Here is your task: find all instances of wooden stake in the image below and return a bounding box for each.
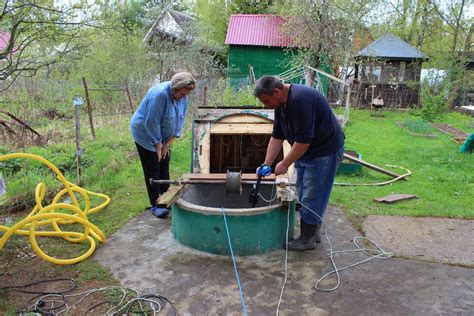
[124,82,135,112]
[82,77,96,140]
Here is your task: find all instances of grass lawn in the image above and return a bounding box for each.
[331,109,473,221]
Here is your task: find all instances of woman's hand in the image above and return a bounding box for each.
[162,143,171,159]
[162,137,175,160]
[156,144,163,162]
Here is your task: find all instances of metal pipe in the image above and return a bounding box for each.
[149,178,295,186]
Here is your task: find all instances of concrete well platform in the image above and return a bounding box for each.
[95,206,474,315]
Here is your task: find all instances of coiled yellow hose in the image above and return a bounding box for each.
[0,153,110,265]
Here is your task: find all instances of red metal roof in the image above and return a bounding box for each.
[225,14,293,47]
[0,31,10,52]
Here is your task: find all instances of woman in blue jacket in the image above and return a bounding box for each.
[131,72,196,218]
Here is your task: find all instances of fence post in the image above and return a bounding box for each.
[124,82,135,112]
[73,96,84,185]
[82,77,96,139]
[203,86,207,107]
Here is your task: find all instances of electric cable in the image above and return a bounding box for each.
[283,181,392,292]
[221,207,247,316]
[334,164,411,186]
[0,153,110,265]
[274,172,392,314]
[0,278,77,295]
[4,281,176,315]
[275,198,291,316]
[258,180,278,204]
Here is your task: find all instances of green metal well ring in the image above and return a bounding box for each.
[172,184,295,256]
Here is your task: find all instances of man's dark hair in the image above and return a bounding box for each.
[253,76,284,97]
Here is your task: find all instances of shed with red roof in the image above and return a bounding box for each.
[225,14,296,87]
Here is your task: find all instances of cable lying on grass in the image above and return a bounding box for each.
[0,278,176,315]
[334,164,412,186]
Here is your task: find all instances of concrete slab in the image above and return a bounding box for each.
[363,215,474,266]
[95,207,474,315]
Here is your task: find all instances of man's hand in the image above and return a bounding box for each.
[256,164,272,177]
[274,161,288,176]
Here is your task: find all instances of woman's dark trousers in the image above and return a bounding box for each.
[135,143,170,207]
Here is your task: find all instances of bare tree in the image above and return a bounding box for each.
[0,0,95,91]
[276,0,376,70]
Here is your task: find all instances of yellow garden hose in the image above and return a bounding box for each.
[0,153,110,265]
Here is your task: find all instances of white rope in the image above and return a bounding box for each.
[275,199,291,315]
[275,173,393,314]
[292,190,392,292]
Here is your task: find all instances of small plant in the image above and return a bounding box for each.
[403,119,435,135]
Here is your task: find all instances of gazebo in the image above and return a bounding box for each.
[353,33,429,108]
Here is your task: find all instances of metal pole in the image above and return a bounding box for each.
[149,178,295,186]
[73,96,84,185]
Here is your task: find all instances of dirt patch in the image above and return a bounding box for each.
[0,232,121,313]
[432,123,469,138]
[0,251,120,313]
[363,215,474,266]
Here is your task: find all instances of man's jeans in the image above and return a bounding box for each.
[295,147,344,225]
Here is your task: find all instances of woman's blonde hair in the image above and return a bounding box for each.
[171,72,196,90]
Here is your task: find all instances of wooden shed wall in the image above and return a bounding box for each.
[227,45,293,87]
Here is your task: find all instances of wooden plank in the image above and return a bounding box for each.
[373,194,417,204]
[210,123,273,134]
[343,153,404,179]
[156,185,185,208]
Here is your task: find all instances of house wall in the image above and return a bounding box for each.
[227,45,293,87]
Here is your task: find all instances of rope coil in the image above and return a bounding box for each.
[0,153,110,265]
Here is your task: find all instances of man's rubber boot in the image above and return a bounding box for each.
[315,223,322,243]
[287,220,318,251]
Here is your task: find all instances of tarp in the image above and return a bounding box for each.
[460,133,474,154]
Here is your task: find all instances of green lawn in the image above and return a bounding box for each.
[331,109,473,220]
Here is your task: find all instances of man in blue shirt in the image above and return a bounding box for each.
[254,76,344,251]
[131,72,196,218]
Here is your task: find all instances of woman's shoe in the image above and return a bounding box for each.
[150,206,169,218]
